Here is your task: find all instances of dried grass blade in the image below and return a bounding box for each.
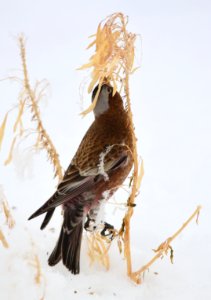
[136,160,144,191]
[2,200,15,228]
[13,99,25,132]
[0,113,8,150]
[0,228,9,248]
[81,79,103,116]
[4,137,17,165]
[132,205,202,282]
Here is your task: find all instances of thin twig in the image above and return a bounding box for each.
[2,200,15,228]
[131,205,202,284]
[0,186,15,228]
[0,228,9,248]
[78,13,141,278]
[34,254,42,284]
[116,13,139,278]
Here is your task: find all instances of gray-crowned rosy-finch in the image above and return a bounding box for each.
[29,83,134,274]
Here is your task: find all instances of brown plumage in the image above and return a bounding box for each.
[28,83,134,274]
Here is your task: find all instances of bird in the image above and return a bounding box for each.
[28,82,134,274]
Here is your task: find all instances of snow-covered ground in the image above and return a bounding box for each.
[1,1,211,299]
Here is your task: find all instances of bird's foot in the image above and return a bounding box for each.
[84,216,97,232]
[100,222,115,240]
[84,216,116,240]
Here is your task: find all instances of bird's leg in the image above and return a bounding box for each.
[84,214,97,232]
[84,204,115,240]
[84,216,115,240]
[84,203,102,233]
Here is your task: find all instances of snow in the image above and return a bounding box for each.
[98,146,113,181]
[1,0,211,299]
[1,208,210,300]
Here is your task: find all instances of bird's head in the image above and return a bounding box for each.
[92,83,123,118]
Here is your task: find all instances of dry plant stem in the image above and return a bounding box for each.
[119,19,139,277]
[132,205,202,283]
[78,13,201,284]
[0,113,8,150]
[79,12,140,276]
[0,186,15,228]
[123,80,139,277]
[87,232,110,270]
[0,228,9,248]
[19,36,63,181]
[34,254,42,284]
[2,200,15,228]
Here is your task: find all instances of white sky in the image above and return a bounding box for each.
[0,1,211,297]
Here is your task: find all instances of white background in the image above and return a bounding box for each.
[0,1,211,299]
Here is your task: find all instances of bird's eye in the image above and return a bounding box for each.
[107,86,113,94]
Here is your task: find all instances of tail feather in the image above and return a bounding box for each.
[62,222,83,274]
[48,206,84,274]
[40,208,55,230]
[28,201,52,221]
[48,225,63,266]
[28,191,68,221]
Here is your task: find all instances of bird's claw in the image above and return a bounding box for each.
[100,222,115,240]
[84,216,115,240]
[84,216,96,232]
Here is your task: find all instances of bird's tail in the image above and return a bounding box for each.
[48,206,84,274]
[40,208,55,230]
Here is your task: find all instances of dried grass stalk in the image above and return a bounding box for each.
[27,240,46,299]
[0,113,8,150]
[131,205,202,284]
[0,187,14,249]
[2,200,15,228]
[0,185,15,228]
[78,13,137,116]
[28,253,46,299]
[0,36,63,181]
[33,254,42,284]
[18,36,63,180]
[79,12,142,279]
[0,228,9,248]
[87,232,111,270]
[79,12,202,284]
[4,136,17,166]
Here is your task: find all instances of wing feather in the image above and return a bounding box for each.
[28,144,131,221]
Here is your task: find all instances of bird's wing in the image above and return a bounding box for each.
[28,165,94,220]
[76,143,132,176]
[28,144,132,220]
